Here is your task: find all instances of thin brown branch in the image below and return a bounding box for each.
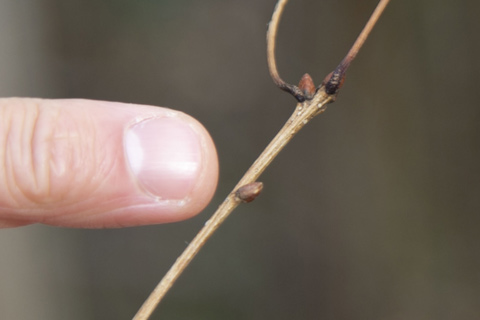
[267,0,306,102]
[133,0,390,319]
[133,89,334,320]
[324,0,391,95]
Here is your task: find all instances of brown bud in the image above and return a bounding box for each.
[321,71,334,86]
[235,182,264,203]
[322,70,346,95]
[298,73,316,100]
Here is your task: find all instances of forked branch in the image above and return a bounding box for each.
[133,0,390,319]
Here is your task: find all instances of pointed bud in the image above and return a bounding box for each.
[235,182,264,203]
[298,73,316,100]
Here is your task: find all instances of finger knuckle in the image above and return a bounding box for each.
[0,100,96,209]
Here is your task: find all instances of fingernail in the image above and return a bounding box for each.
[125,117,202,200]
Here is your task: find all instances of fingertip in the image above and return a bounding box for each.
[120,110,219,226]
[168,112,219,220]
[0,98,219,228]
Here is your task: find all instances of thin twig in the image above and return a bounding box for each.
[266,0,306,102]
[133,91,333,320]
[324,0,391,94]
[133,0,390,319]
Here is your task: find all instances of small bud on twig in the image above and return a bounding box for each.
[133,1,391,318]
[322,68,346,96]
[298,73,316,100]
[235,182,264,203]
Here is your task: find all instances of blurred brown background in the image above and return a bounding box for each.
[1,0,479,319]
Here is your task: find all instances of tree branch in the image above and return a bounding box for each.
[133,0,390,319]
[324,0,391,95]
[266,0,307,102]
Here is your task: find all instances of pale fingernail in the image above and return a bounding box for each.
[124,117,202,200]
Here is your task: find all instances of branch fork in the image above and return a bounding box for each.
[133,0,390,319]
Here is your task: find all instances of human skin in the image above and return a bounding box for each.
[0,98,219,228]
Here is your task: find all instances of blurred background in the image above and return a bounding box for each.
[1,0,479,319]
